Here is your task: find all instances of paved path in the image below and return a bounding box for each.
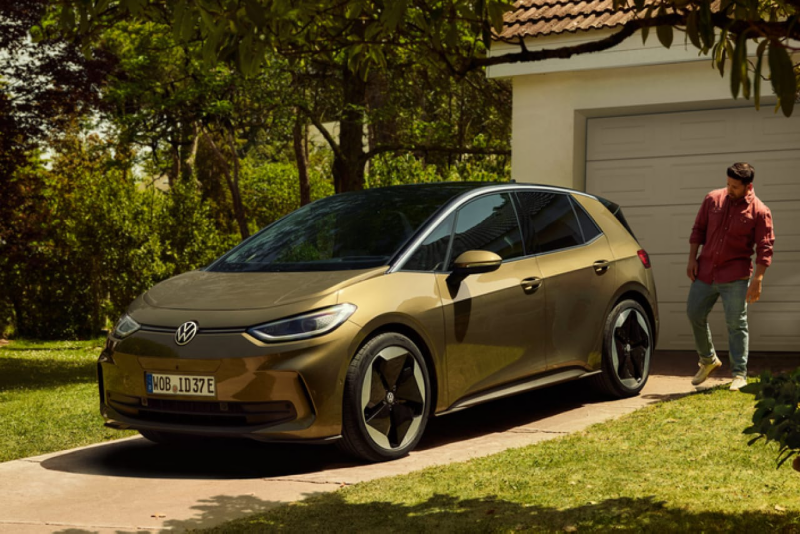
[0,366,741,534]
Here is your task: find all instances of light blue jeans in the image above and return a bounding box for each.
[686,279,749,378]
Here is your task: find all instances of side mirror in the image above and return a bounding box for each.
[448,250,502,285]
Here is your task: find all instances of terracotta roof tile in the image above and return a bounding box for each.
[499,0,649,39]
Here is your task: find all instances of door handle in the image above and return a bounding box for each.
[521,277,542,293]
[593,260,611,274]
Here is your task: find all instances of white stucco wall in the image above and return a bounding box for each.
[509,58,765,190]
[495,29,793,190]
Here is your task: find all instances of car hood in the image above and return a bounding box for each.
[143,267,388,311]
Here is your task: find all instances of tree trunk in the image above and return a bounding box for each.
[225,128,249,240]
[334,66,368,193]
[202,127,250,240]
[293,114,311,206]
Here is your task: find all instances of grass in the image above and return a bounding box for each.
[204,385,800,533]
[0,339,135,462]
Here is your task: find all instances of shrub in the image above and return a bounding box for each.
[743,370,800,470]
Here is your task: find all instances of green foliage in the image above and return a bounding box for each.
[0,128,237,339]
[365,149,510,189]
[742,369,800,469]
[240,157,334,231]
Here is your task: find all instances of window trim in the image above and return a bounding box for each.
[391,185,599,273]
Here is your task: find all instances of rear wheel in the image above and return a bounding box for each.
[591,299,652,398]
[338,332,431,462]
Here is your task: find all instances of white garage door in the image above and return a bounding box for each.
[586,107,800,351]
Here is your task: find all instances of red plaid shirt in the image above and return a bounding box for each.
[690,188,774,284]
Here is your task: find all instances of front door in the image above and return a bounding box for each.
[438,193,548,405]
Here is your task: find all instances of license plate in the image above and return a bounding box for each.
[145,373,216,397]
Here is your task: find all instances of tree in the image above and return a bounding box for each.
[47,1,799,119]
[43,1,516,192]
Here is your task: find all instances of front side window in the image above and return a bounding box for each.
[402,213,455,272]
[516,192,584,254]
[448,193,524,269]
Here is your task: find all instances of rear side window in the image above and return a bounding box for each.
[597,196,637,240]
[448,193,524,269]
[402,213,455,272]
[515,192,583,254]
[571,196,602,242]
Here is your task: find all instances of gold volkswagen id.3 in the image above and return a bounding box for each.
[99,182,658,462]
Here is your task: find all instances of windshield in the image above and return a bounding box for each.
[208,183,487,272]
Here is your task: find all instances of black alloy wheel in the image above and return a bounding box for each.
[339,332,431,462]
[591,299,652,398]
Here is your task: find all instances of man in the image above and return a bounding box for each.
[686,162,774,391]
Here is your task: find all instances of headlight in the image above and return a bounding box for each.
[112,314,141,339]
[247,303,357,342]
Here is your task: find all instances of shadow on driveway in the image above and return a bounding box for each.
[40,380,622,481]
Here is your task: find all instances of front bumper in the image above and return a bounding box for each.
[98,321,360,441]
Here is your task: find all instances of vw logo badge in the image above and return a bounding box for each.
[175,321,198,346]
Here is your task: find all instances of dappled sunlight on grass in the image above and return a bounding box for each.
[204,385,800,533]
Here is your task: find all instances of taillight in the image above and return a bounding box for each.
[637,249,651,269]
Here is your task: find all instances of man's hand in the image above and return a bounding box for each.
[746,279,763,304]
[687,257,698,281]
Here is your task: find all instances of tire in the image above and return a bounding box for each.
[590,299,653,398]
[338,332,431,462]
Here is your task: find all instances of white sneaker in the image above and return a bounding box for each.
[692,356,722,386]
[730,376,747,391]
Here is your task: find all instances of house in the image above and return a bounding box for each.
[489,0,800,351]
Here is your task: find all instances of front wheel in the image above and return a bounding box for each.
[338,332,431,462]
[591,299,653,398]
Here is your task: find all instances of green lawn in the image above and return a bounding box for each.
[205,385,800,533]
[0,339,135,462]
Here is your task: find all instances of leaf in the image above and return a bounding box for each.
[730,31,749,99]
[60,6,76,32]
[699,1,714,49]
[245,0,267,27]
[686,10,701,49]
[488,1,507,33]
[380,0,407,31]
[768,42,797,117]
[657,25,673,49]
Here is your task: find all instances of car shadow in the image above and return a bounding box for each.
[39,380,635,481]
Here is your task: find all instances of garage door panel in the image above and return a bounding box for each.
[623,206,697,254]
[587,151,800,206]
[587,107,800,352]
[658,302,800,351]
[588,107,800,161]
[623,204,798,255]
[771,202,800,252]
[652,252,800,305]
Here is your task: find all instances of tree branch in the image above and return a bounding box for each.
[363,143,510,162]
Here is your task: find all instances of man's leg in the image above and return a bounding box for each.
[718,279,749,387]
[686,279,722,385]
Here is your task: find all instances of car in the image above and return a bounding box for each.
[98,181,658,462]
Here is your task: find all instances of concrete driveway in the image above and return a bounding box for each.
[1,352,790,534]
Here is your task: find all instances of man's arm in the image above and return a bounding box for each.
[748,207,775,304]
[687,242,701,281]
[687,196,709,281]
[746,263,767,304]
